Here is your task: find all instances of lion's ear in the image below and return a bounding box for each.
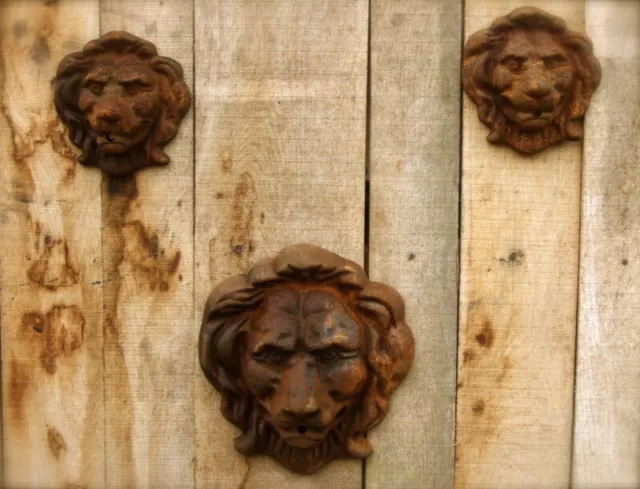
[358,282,415,397]
[462,29,497,112]
[149,57,192,164]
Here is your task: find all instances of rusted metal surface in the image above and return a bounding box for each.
[199,244,414,474]
[54,31,191,176]
[462,7,601,154]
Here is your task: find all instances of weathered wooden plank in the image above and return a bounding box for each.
[99,1,195,487]
[367,1,461,488]
[193,0,367,487]
[572,2,640,487]
[455,2,585,488]
[0,1,104,487]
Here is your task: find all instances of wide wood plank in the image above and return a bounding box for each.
[367,1,461,488]
[0,1,104,487]
[99,1,195,487]
[455,2,585,488]
[194,1,367,487]
[572,2,640,487]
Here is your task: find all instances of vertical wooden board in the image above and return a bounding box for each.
[572,2,640,487]
[99,1,194,487]
[194,0,366,487]
[367,0,461,487]
[0,1,104,487]
[456,2,584,488]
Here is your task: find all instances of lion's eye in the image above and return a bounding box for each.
[503,57,524,74]
[253,347,291,366]
[316,349,354,363]
[123,81,148,96]
[543,55,567,69]
[85,81,104,96]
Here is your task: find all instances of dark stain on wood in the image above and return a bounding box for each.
[462,349,476,365]
[216,192,224,199]
[13,21,27,39]
[472,399,485,415]
[47,426,67,458]
[27,235,79,289]
[498,249,525,267]
[22,305,85,374]
[123,221,182,292]
[408,252,416,261]
[622,258,628,266]
[475,320,494,348]
[9,358,29,421]
[30,35,50,64]
[221,148,233,173]
[230,172,256,268]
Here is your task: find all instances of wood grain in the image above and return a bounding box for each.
[455,2,585,488]
[572,2,640,487]
[193,0,367,487]
[367,1,461,487]
[99,1,195,487]
[0,1,104,487]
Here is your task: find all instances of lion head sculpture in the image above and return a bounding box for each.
[463,7,601,154]
[54,31,191,176]
[199,244,414,474]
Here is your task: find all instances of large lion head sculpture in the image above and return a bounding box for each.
[463,7,601,154]
[54,31,191,176]
[199,244,414,474]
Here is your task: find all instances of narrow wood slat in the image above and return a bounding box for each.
[193,1,367,487]
[0,1,104,487]
[99,1,195,487]
[572,1,640,487]
[367,1,461,487]
[455,2,585,488]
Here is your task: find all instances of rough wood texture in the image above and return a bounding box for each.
[367,1,461,487]
[456,2,584,488]
[0,1,104,487]
[99,1,195,487]
[194,0,367,487]
[572,2,640,487]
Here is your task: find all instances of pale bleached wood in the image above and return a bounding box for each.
[99,1,194,487]
[367,1,461,488]
[194,1,366,487]
[455,2,585,488]
[572,2,640,487]
[0,1,104,487]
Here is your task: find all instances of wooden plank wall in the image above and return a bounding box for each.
[456,1,584,488]
[368,0,461,488]
[193,0,367,488]
[0,1,639,488]
[572,1,640,488]
[0,1,104,488]
[99,1,195,487]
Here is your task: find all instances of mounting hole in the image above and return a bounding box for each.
[297,425,308,435]
[533,109,542,118]
[106,133,115,142]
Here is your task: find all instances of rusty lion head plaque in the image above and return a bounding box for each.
[463,7,601,154]
[199,244,414,474]
[54,31,191,176]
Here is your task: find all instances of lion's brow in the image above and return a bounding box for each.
[84,71,109,83]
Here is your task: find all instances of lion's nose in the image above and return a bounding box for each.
[526,83,551,100]
[97,110,122,123]
[283,396,321,419]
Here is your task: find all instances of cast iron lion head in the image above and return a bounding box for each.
[463,7,601,154]
[199,244,414,474]
[54,31,191,176]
